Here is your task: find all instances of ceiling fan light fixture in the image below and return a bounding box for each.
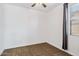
[31,3,36,7]
[31,3,47,8]
[42,3,47,8]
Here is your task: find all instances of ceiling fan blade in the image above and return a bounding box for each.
[32,3,36,7]
[42,3,47,8]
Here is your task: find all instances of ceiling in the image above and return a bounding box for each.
[8,3,61,12]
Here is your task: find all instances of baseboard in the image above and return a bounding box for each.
[5,41,46,50]
[47,41,76,56]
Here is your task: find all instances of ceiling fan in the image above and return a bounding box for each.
[31,3,47,8]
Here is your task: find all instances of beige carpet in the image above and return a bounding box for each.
[1,43,72,56]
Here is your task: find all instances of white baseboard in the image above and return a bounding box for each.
[5,41,46,49]
[47,41,76,56]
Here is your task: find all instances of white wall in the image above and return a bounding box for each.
[3,4,47,49]
[47,4,63,48]
[0,4,4,53]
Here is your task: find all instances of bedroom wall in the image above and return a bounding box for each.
[47,4,63,49]
[3,4,47,49]
[0,4,4,53]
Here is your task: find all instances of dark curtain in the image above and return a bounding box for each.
[62,3,68,50]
